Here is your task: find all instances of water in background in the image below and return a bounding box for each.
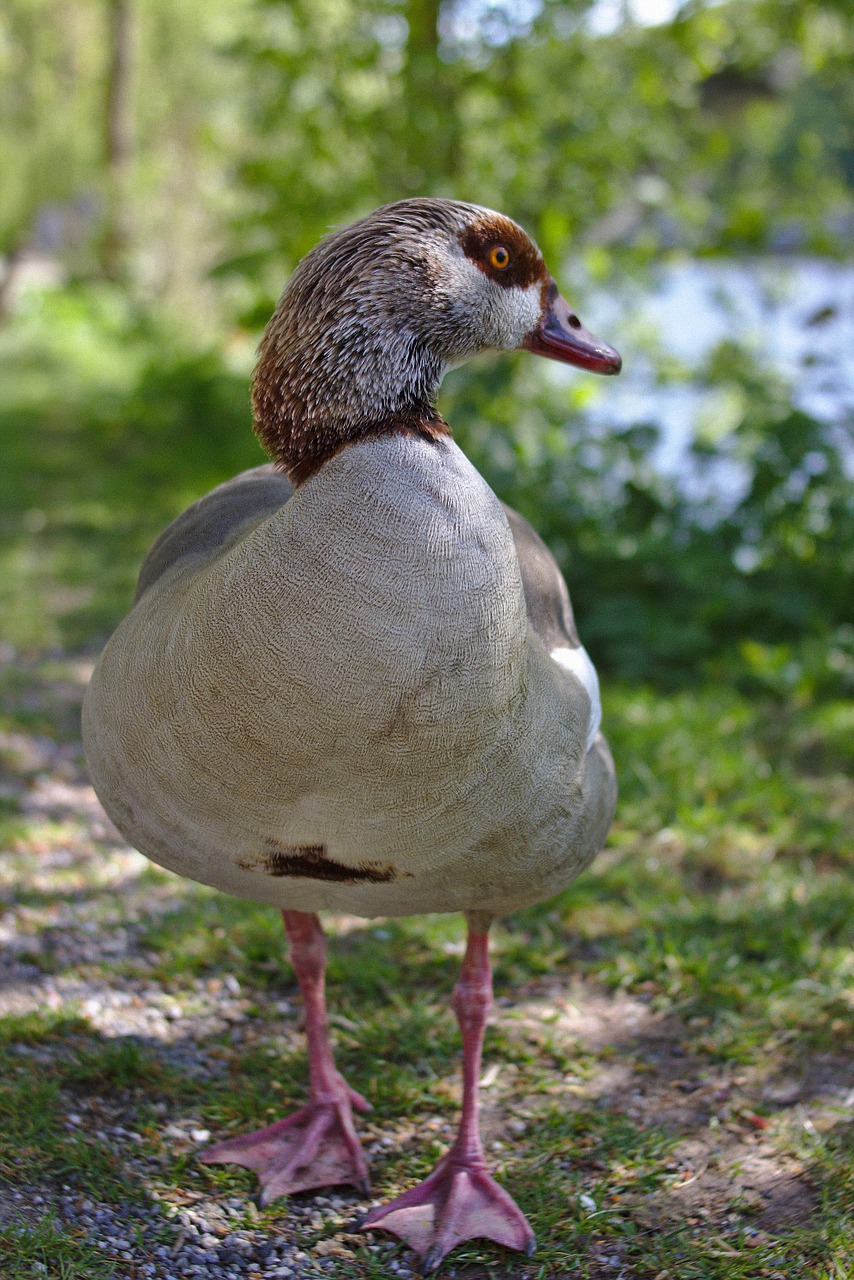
[575,257,854,502]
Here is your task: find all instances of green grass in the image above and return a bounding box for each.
[1,647,851,1277]
[0,1214,119,1280]
[0,1018,143,1204]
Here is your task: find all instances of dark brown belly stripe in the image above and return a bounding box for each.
[237,839,398,884]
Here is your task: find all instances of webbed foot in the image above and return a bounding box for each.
[360,1151,534,1271]
[201,1083,371,1204]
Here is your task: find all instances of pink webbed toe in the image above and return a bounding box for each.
[361,1151,534,1271]
[200,1090,370,1202]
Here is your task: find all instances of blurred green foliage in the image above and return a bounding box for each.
[0,0,852,692]
[444,344,854,689]
[225,0,854,289]
[0,286,263,648]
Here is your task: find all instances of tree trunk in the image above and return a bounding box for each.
[0,243,27,324]
[403,0,460,194]
[101,0,133,280]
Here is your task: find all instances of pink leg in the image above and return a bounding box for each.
[361,918,534,1271]
[200,911,371,1203]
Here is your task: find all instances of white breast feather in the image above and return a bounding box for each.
[549,645,602,752]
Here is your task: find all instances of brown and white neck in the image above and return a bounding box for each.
[251,322,450,486]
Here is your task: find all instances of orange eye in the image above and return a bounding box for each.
[489,245,511,270]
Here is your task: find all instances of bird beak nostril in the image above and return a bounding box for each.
[524,277,621,375]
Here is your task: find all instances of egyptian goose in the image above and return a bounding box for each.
[83,199,620,1270]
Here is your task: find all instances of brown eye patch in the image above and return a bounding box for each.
[460,215,546,289]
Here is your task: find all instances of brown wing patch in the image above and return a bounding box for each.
[459,215,546,290]
[237,838,399,883]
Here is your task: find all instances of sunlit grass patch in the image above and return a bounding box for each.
[0,1012,89,1046]
[137,888,285,984]
[539,686,854,1056]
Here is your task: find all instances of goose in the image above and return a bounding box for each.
[82,198,621,1271]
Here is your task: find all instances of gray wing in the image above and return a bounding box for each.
[503,502,602,750]
[135,464,294,601]
[501,502,581,651]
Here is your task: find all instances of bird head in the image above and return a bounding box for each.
[253,199,620,482]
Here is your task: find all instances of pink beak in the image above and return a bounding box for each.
[523,278,621,375]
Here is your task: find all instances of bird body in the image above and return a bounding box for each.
[84,435,614,919]
[82,198,622,1269]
